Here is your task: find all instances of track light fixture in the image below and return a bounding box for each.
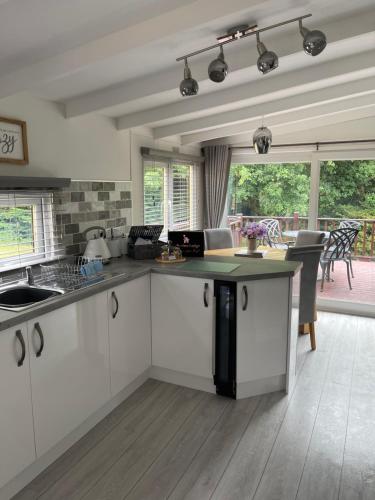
[256,33,278,74]
[299,19,327,56]
[176,14,327,96]
[208,46,228,83]
[179,58,199,97]
[253,125,272,154]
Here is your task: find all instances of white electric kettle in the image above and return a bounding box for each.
[82,226,111,263]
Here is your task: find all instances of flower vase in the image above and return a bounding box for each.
[247,237,257,253]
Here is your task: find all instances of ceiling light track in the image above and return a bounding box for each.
[176,14,312,62]
[178,13,328,97]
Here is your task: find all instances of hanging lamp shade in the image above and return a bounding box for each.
[208,46,229,82]
[253,126,272,154]
[180,59,199,96]
[299,20,327,56]
[256,33,278,74]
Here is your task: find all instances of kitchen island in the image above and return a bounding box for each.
[0,254,301,498]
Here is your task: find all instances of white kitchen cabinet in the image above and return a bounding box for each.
[151,274,214,379]
[108,274,151,396]
[28,292,110,457]
[0,323,35,489]
[236,277,289,384]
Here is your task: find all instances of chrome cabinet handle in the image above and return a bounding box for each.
[203,283,209,307]
[15,330,26,367]
[242,285,248,311]
[111,291,119,318]
[34,322,44,357]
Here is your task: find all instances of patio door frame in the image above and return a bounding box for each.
[231,148,375,317]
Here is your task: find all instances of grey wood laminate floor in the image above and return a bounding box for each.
[13,312,375,500]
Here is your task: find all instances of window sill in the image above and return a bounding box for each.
[0,255,66,274]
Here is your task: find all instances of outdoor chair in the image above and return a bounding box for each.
[285,244,325,350]
[320,228,359,291]
[338,220,361,278]
[204,228,234,250]
[258,218,292,249]
[295,230,326,247]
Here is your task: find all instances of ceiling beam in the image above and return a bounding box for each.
[118,45,375,132]
[200,106,375,147]
[176,77,375,144]
[66,9,375,118]
[0,0,266,100]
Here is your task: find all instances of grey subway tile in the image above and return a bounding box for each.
[78,202,92,212]
[71,213,87,223]
[103,182,115,191]
[125,200,132,208]
[71,192,85,202]
[92,182,103,191]
[98,192,110,201]
[64,223,80,234]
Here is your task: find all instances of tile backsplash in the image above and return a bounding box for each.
[54,180,132,256]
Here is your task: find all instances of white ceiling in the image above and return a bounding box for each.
[0,0,374,145]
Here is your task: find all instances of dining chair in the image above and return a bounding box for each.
[320,227,359,291]
[259,218,290,249]
[204,228,234,250]
[285,244,325,350]
[295,230,326,246]
[338,220,361,277]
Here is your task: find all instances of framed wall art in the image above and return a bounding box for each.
[0,117,29,165]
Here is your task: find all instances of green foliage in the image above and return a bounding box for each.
[319,160,375,218]
[228,163,310,216]
[0,206,33,242]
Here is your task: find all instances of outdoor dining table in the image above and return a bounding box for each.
[282,230,331,240]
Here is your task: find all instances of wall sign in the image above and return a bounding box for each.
[0,117,29,165]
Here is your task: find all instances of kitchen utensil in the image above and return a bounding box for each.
[82,226,111,263]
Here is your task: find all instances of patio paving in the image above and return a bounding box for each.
[316,259,375,304]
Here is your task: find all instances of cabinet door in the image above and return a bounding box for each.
[151,274,214,379]
[108,275,151,396]
[0,324,35,489]
[28,293,110,457]
[237,278,289,383]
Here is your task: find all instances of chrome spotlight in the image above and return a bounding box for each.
[299,19,327,56]
[253,126,272,154]
[208,45,228,83]
[256,33,278,74]
[180,59,199,97]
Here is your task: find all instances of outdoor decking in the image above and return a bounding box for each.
[317,259,375,304]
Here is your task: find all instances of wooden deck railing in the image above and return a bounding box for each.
[227,214,375,259]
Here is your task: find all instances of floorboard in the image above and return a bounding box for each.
[12,312,374,500]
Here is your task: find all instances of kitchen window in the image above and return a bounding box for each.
[0,192,61,271]
[143,158,201,234]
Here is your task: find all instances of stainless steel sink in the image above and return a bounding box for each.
[0,284,64,312]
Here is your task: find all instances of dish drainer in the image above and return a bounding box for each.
[40,257,104,290]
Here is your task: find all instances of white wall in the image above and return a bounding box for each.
[0,93,131,180]
[130,127,202,225]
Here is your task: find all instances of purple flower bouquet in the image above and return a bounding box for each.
[239,222,268,239]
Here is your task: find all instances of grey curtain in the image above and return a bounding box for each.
[203,145,232,228]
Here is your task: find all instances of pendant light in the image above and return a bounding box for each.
[256,32,279,74]
[253,123,272,154]
[299,19,327,56]
[179,58,199,97]
[208,45,228,83]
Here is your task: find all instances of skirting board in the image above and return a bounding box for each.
[0,369,150,500]
[150,366,216,394]
[150,366,286,400]
[237,374,286,399]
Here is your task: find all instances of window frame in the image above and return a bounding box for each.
[0,192,56,272]
[143,158,200,235]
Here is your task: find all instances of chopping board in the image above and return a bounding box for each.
[177,261,240,273]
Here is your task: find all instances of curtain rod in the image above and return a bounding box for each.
[140,147,205,163]
[231,139,375,151]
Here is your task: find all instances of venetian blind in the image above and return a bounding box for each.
[143,159,201,235]
[0,191,64,270]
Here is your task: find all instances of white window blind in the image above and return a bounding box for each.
[143,159,201,234]
[0,191,64,271]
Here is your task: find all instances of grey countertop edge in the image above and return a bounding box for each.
[0,257,301,332]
